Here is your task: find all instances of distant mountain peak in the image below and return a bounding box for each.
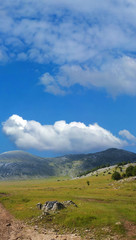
[1,150,27,155]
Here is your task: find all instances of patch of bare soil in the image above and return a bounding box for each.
[0,203,81,240]
[123,221,136,239]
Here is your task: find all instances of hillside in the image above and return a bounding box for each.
[51,148,136,176]
[0,148,136,179]
[0,151,54,179]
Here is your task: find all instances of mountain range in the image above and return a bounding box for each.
[0,148,136,179]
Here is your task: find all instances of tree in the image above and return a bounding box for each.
[112,171,121,180]
[132,166,136,176]
[126,166,134,177]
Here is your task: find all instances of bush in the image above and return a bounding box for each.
[132,166,136,176]
[122,173,126,178]
[112,171,121,180]
[86,180,90,186]
[119,167,123,172]
[126,166,134,177]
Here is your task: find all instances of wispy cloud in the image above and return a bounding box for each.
[119,129,136,142]
[2,115,126,153]
[40,57,136,96]
[40,73,65,95]
[1,1,136,95]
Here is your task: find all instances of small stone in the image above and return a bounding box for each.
[42,211,49,216]
[6,223,11,226]
[115,221,121,225]
[36,203,43,210]
[34,225,38,230]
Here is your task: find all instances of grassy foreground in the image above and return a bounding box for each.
[0,174,136,237]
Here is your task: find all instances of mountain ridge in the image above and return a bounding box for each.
[0,148,136,179]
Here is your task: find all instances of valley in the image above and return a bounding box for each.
[0,148,136,239]
[0,167,136,239]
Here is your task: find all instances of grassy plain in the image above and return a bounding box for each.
[0,173,136,238]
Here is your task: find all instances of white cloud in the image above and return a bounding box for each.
[119,129,136,141]
[40,73,66,95]
[1,1,136,65]
[40,56,136,96]
[1,1,136,95]
[2,115,126,153]
[0,46,8,63]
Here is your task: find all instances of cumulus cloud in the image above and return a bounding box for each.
[1,1,136,95]
[2,115,126,153]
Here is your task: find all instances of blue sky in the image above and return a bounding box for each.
[0,0,136,156]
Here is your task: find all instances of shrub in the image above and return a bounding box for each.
[112,171,121,180]
[132,166,136,176]
[122,173,126,178]
[86,181,90,186]
[119,167,123,172]
[126,166,134,177]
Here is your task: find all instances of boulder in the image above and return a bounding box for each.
[42,201,65,212]
[63,200,77,207]
[36,203,43,210]
[52,202,65,211]
[37,200,77,213]
[42,201,58,212]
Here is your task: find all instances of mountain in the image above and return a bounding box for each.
[0,148,136,179]
[50,148,136,176]
[0,151,55,179]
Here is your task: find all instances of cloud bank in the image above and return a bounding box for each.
[2,115,126,153]
[1,1,136,96]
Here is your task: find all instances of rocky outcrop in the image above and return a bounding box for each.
[42,201,65,212]
[52,202,65,211]
[63,200,77,207]
[37,200,77,213]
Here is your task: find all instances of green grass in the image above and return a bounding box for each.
[0,174,136,237]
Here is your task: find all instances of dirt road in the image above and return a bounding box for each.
[0,203,81,240]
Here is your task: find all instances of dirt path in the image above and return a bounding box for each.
[0,203,81,240]
[0,203,136,240]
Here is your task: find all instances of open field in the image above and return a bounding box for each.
[0,173,136,239]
